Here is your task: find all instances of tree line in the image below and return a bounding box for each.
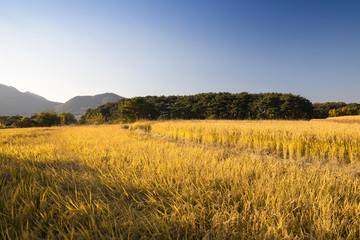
[1,93,359,129]
[80,92,314,124]
[313,102,360,118]
[0,111,76,129]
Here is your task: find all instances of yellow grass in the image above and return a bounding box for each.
[0,121,360,239]
[150,120,360,163]
[325,115,360,124]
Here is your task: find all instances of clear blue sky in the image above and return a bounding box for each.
[1,0,359,103]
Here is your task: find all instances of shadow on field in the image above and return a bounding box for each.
[0,155,193,239]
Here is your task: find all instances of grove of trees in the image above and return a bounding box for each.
[80,92,314,123]
[313,102,360,118]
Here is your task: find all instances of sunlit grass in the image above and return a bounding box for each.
[150,120,360,163]
[325,115,360,124]
[0,122,360,239]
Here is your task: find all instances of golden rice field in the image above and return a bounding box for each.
[1,120,360,239]
[150,120,360,163]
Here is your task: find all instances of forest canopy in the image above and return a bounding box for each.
[80,92,315,124]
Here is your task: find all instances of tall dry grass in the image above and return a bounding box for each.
[150,120,360,164]
[0,123,359,239]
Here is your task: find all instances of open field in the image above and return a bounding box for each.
[1,120,360,239]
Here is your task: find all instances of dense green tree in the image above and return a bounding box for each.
[0,115,22,127]
[86,113,106,124]
[15,117,37,128]
[281,94,313,119]
[251,93,283,119]
[34,111,61,127]
[229,92,251,119]
[79,102,121,124]
[145,96,176,119]
[59,112,77,125]
[119,98,158,122]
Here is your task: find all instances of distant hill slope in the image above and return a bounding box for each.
[0,84,61,116]
[55,93,124,118]
[24,91,49,101]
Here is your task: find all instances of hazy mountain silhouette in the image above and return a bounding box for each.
[55,93,124,118]
[24,91,49,101]
[0,84,124,117]
[0,84,61,116]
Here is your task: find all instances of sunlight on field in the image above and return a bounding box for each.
[150,120,360,163]
[1,121,360,239]
[325,115,360,124]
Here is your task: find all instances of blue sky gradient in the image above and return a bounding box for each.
[1,0,359,103]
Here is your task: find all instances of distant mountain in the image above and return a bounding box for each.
[55,93,124,118]
[0,84,61,116]
[0,84,124,118]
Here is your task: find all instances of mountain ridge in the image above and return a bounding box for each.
[0,84,61,116]
[0,84,124,117]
